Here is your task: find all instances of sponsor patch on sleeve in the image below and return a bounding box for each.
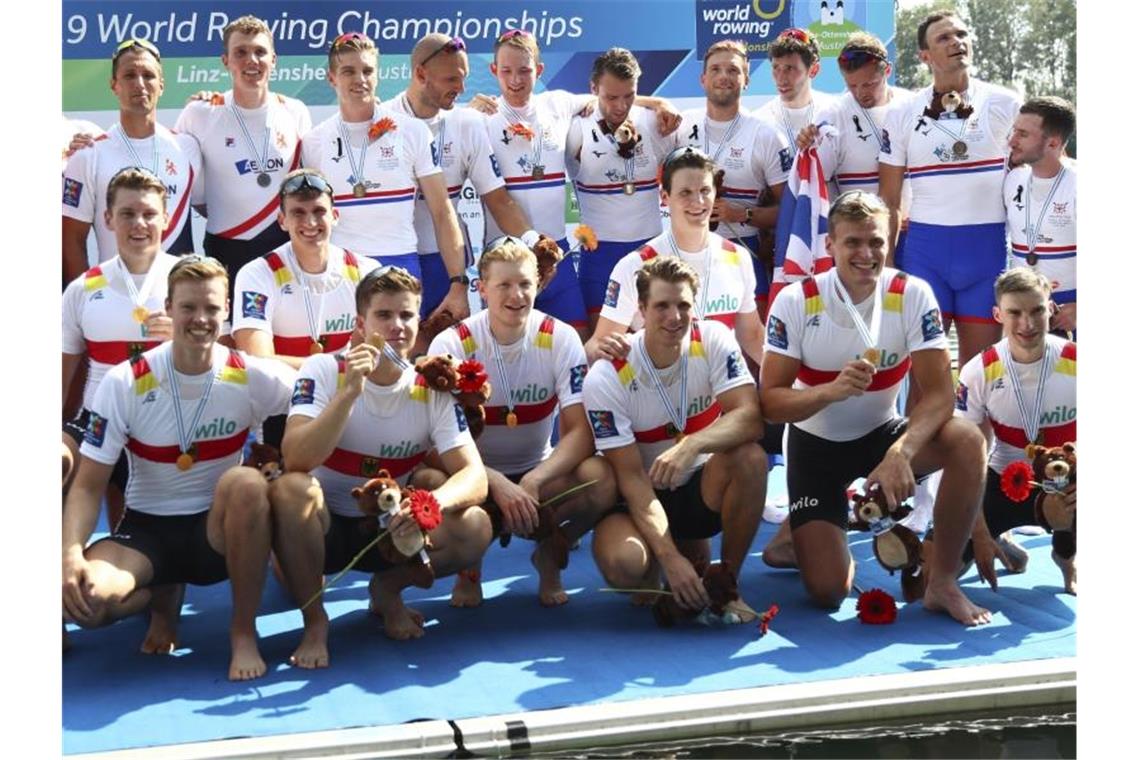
[84,411,107,448]
[569,364,587,394]
[63,178,84,207]
[242,291,268,320]
[778,147,793,173]
[453,403,469,432]
[881,129,892,155]
[766,315,788,349]
[955,382,968,412]
[603,279,621,308]
[291,378,315,406]
[921,308,944,341]
[489,154,502,177]
[588,409,618,439]
[726,350,744,380]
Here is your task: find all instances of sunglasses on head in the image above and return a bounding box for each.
[662,146,707,170]
[497,29,534,43]
[279,171,333,200]
[330,31,370,50]
[170,253,225,273]
[360,263,415,284]
[778,28,815,46]
[109,165,163,184]
[485,235,529,252]
[112,38,161,63]
[421,36,467,65]
[837,47,887,70]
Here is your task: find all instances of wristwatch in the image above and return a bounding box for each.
[449,274,470,286]
[744,207,753,225]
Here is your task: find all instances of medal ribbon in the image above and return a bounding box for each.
[997,339,1057,448]
[603,126,636,186]
[637,335,689,439]
[854,102,885,152]
[667,233,714,319]
[337,114,373,191]
[117,257,163,332]
[927,108,969,150]
[703,113,742,164]
[1024,167,1067,262]
[778,101,813,148]
[230,102,272,181]
[503,101,543,172]
[488,321,527,418]
[833,273,884,351]
[283,245,328,347]
[115,124,159,175]
[164,348,219,461]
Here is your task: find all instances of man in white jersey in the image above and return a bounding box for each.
[430,238,617,606]
[470,29,681,340]
[62,39,200,283]
[302,32,472,332]
[1005,97,1077,335]
[671,40,791,317]
[759,191,990,626]
[174,16,313,309]
[955,268,1076,593]
[878,11,1021,370]
[62,256,297,680]
[233,169,378,447]
[385,33,538,327]
[586,148,765,368]
[756,29,837,151]
[584,257,767,613]
[270,267,490,657]
[566,48,674,329]
[63,170,178,520]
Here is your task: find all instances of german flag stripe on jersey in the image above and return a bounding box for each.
[456,323,477,355]
[535,316,555,349]
[127,428,250,464]
[797,357,912,392]
[719,239,739,266]
[802,277,823,315]
[84,266,108,291]
[884,273,908,313]
[132,356,158,395]
[324,448,427,479]
[1055,342,1076,376]
[689,323,705,357]
[220,350,247,385]
[410,373,429,402]
[638,244,659,262]
[485,396,559,425]
[633,402,722,443]
[265,252,293,287]
[982,346,1004,383]
[991,418,1076,451]
[612,358,636,386]
[343,250,361,283]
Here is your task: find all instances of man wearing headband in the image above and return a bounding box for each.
[302,32,472,333]
[386,33,537,330]
[430,237,616,607]
[175,15,313,309]
[271,267,490,659]
[759,190,990,627]
[671,39,791,318]
[584,256,766,617]
[756,28,837,149]
[879,10,1021,371]
[63,38,200,283]
[63,256,297,680]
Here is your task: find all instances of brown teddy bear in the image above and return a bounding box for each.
[532,234,564,292]
[849,484,924,600]
[1029,443,1076,533]
[707,168,727,232]
[243,442,283,481]
[419,307,460,346]
[612,119,640,159]
[350,471,435,589]
[651,560,741,627]
[414,353,493,438]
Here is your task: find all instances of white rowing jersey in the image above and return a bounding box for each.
[1003,159,1077,301]
[815,87,915,198]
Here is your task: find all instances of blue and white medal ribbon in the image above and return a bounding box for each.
[997,339,1057,450]
[833,273,884,360]
[703,113,741,163]
[165,348,219,470]
[230,102,273,187]
[638,335,689,442]
[666,232,714,320]
[115,124,159,176]
[337,114,373,198]
[1023,167,1066,266]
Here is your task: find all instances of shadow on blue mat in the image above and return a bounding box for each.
[63,522,1075,755]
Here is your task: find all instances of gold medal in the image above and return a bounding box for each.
[665,422,685,442]
[310,340,323,355]
[131,306,149,324]
[353,182,366,198]
[862,348,881,366]
[941,91,962,112]
[176,452,194,471]
[367,332,386,351]
[506,411,518,428]
[623,182,635,196]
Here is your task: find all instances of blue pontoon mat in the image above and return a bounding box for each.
[63,470,1076,755]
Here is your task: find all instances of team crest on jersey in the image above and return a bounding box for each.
[291,378,315,406]
[570,364,588,394]
[604,279,621,308]
[84,412,107,448]
[63,178,83,207]
[778,147,793,173]
[589,410,618,439]
[726,350,744,380]
[453,404,469,432]
[921,308,943,341]
[767,316,788,349]
[242,291,268,320]
[955,382,968,412]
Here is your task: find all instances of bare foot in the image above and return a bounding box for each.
[761,521,797,569]
[377,594,425,640]
[139,615,179,654]
[1052,551,1076,595]
[532,542,569,607]
[367,575,424,623]
[923,578,992,626]
[289,617,330,670]
[450,570,484,608]
[228,632,267,681]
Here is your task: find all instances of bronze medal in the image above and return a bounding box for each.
[131,306,149,324]
[623,182,635,196]
[1026,253,1038,266]
[353,182,366,198]
[310,340,323,355]
[531,165,545,180]
[506,411,518,428]
[952,140,968,157]
[176,452,194,471]
[256,172,272,188]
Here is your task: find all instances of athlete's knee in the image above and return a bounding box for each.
[443,505,493,549]
[729,442,768,482]
[269,472,322,519]
[576,456,618,509]
[802,572,850,610]
[219,468,272,522]
[594,533,651,588]
[938,418,987,471]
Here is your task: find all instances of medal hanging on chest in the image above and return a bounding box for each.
[1023,167,1067,268]
[997,340,1057,459]
[489,321,528,431]
[231,102,274,190]
[284,245,330,358]
[165,350,219,473]
[638,337,690,444]
[118,258,163,336]
[833,272,885,368]
[339,112,377,200]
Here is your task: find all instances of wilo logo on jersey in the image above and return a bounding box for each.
[195,417,238,439]
[511,384,551,404]
[695,1,791,59]
[324,314,355,333]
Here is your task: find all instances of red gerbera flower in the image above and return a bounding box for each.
[758,604,780,637]
[456,359,489,394]
[408,488,442,532]
[1000,460,1035,503]
[368,116,397,142]
[856,588,898,624]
